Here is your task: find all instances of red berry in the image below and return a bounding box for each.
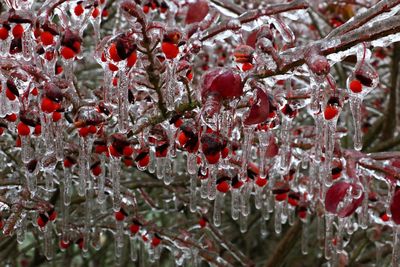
[127,51,137,67]
[109,43,121,62]
[72,41,81,53]
[108,63,118,72]
[41,97,55,113]
[275,193,287,202]
[52,112,62,122]
[92,7,100,18]
[48,209,57,221]
[102,9,109,17]
[60,240,70,249]
[288,198,298,207]
[6,88,16,101]
[109,145,121,157]
[61,46,75,59]
[124,158,133,166]
[17,122,30,136]
[34,125,42,135]
[123,146,134,157]
[138,154,150,167]
[88,125,97,134]
[216,180,230,193]
[324,105,338,120]
[221,147,229,159]
[174,118,183,128]
[161,42,179,59]
[95,145,108,154]
[6,113,17,122]
[0,127,3,135]
[91,165,102,176]
[37,215,48,228]
[298,210,307,219]
[0,27,9,40]
[78,127,90,137]
[31,87,38,96]
[242,63,253,71]
[205,152,220,164]
[56,65,63,75]
[63,158,74,168]
[12,24,24,39]
[74,4,84,16]
[130,224,140,234]
[151,236,161,247]
[349,80,362,93]
[255,177,267,187]
[178,132,188,146]
[143,5,150,13]
[199,218,207,228]
[115,211,125,221]
[0,27,8,40]
[40,31,54,46]
[381,213,389,222]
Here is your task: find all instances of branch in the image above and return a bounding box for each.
[256,15,400,79]
[200,0,309,42]
[326,0,400,38]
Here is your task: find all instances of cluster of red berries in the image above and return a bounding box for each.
[37,209,57,228]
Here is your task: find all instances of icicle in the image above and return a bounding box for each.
[349,97,363,151]
[254,186,264,209]
[21,136,32,163]
[130,237,138,261]
[261,198,270,221]
[44,224,54,260]
[240,127,254,181]
[187,153,197,175]
[231,188,240,220]
[274,201,282,235]
[200,178,208,199]
[288,206,295,226]
[63,167,72,206]
[324,214,334,260]
[240,183,252,216]
[61,182,69,236]
[301,218,309,255]
[97,156,106,204]
[164,158,173,185]
[207,165,217,200]
[111,159,121,212]
[258,131,269,178]
[189,173,197,212]
[156,157,165,179]
[117,70,129,133]
[240,213,248,233]
[260,218,268,238]
[148,147,156,173]
[279,119,291,174]
[78,138,88,197]
[213,191,223,227]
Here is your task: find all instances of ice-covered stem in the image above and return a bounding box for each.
[264,220,302,267]
[326,0,400,38]
[256,15,400,79]
[200,0,309,42]
[121,1,167,117]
